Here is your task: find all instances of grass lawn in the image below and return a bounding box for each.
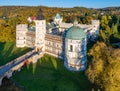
[13,54,92,91]
[0,42,31,66]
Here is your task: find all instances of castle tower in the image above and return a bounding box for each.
[35,9,46,53]
[53,13,63,24]
[16,24,28,47]
[64,25,87,71]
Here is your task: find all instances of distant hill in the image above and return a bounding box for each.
[97,6,120,11]
[0,6,96,42]
[0,6,93,18]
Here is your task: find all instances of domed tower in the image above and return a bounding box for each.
[64,25,87,71]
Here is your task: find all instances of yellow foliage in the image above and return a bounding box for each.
[86,42,120,91]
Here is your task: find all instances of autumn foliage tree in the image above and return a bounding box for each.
[86,42,120,91]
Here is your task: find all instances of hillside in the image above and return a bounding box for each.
[97,6,120,11]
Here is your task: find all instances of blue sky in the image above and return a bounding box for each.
[0,0,120,8]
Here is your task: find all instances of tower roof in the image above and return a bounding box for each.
[54,13,62,19]
[36,8,44,20]
[65,26,86,40]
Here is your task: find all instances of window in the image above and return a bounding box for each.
[70,45,73,52]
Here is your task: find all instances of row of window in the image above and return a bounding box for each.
[69,44,86,52]
[46,47,62,55]
[36,21,45,25]
[46,41,62,48]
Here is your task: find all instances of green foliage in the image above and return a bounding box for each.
[100,15,108,29]
[28,21,35,27]
[117,24,120,33]
[112,15,118,25]
[0,18,17,42]
[12,54,91,91]
[99,14,120,45]
[110,34,120,43]
[111,24,118,34]
[86,42,120,91]
[0,42,31,66]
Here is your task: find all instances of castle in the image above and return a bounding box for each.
[16,9,99,71]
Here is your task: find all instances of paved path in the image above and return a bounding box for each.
[0,50,38,77]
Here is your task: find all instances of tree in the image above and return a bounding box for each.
[112,15,118,25]
[117,24,120,34]
[99,30,106,42]
[105,25,111,34]
[111,24,118,34]
[100,15,108,30]
[86,42,120,91]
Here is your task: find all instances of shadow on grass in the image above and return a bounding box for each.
[14,54,92,91]
[0,42,31,66]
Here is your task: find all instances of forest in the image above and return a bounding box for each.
[0,6,120,91]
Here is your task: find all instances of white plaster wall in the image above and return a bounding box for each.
[45,40,62,57]
[16,25,27,47]
[35,20,46,52]
[65,38,87,71]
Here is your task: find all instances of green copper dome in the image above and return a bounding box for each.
[65,26,86,40]
[54,13,62,19]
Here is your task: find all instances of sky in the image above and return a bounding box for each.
[0,0,120,8]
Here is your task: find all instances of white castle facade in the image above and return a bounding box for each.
[16,9,99,71]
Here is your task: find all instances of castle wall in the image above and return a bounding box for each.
[26,31,35,48]
[45,34,63,58]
